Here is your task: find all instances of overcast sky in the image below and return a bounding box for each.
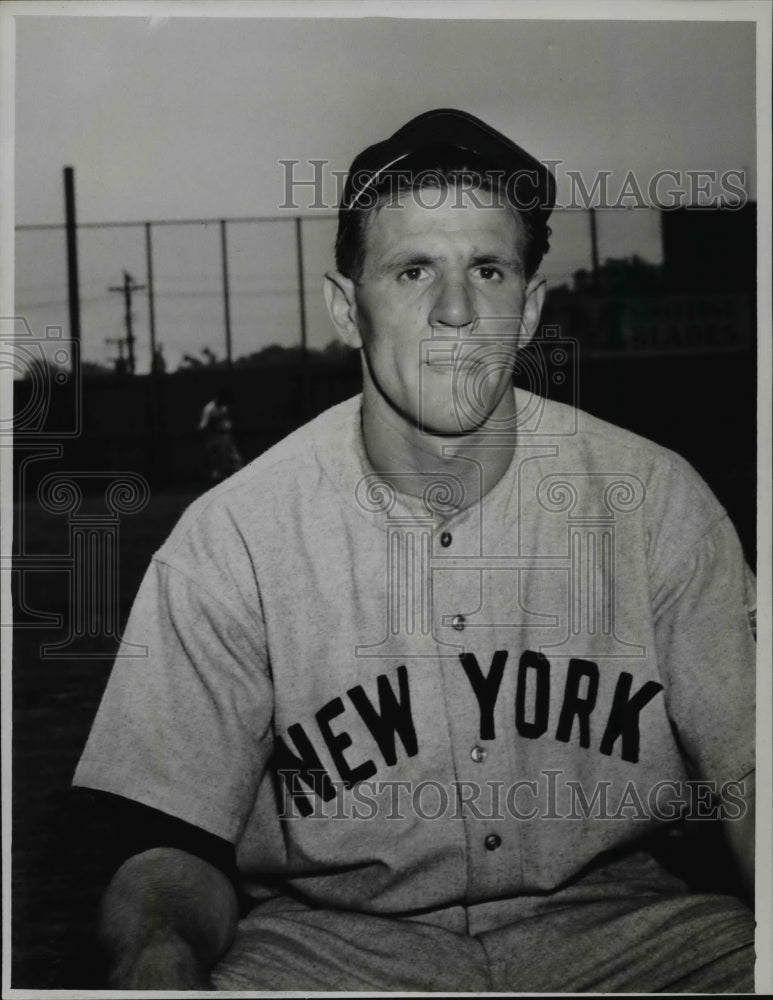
[9,6,760,370]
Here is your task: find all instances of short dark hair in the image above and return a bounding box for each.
[335,147,551,283]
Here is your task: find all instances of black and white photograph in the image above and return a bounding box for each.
[2,1,770,994]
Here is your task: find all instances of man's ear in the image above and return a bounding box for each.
[518,275,546,349]
[324,271,362,349]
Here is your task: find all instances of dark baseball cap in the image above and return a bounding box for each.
[341,108,556,221]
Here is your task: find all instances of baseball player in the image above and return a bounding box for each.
[198,387,243,482]
[74,109,756,992]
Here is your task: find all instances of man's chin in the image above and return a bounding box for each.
[416,392,514,438]
[415,412,493,438]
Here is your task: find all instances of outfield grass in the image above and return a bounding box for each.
[12,488,200,988]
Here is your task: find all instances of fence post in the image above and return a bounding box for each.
[145,222,157,364]
[63,167,82,433]
[145,221,166,481]
[220,219,233,370]
[295,217,309,416]
[63,167,81,348]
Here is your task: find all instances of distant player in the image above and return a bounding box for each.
[75,109,755,992]
[198,387,243,482]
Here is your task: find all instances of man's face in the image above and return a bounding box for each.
[344,187,544,435]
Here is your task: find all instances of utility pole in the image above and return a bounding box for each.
[108,271,145,375]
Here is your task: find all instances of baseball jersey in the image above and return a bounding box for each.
[74,388,756,935]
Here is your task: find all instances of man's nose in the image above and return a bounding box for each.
[429,276,475,329]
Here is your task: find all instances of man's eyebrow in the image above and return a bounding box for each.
[371,250,524,277]
[377,252,445,273]
[470,252,523,271]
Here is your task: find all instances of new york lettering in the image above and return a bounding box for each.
[273,651,664,815]
[274,663,418,816]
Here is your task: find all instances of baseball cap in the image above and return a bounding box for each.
[341,108,556,222]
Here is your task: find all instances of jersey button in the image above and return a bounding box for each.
[440,531,452,548]
[451,614,466,631]
[471,745,487,763]
[484,833,502,851]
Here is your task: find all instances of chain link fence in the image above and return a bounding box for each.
[15,208,664,374]
[9,203,756,560]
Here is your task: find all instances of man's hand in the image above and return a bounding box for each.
[99,847,238,990]
[108,933,213,989]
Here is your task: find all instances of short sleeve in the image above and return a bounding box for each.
[652,515,756,785]
[73,557,274,843]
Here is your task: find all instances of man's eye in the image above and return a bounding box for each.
[399,266,428,282]
[476,266,503,281]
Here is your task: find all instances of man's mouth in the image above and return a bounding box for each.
[425,343,502,370]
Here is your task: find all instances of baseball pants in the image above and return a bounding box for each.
[211,854,755,993]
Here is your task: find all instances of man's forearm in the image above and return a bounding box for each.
[723,769,755,904]
[99,846,238,988]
